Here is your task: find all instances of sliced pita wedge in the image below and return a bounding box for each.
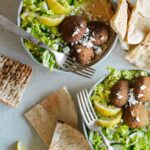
[127,0,134,13]
[126,0,150,44]
[49,122,90,150]
[0,54,32,107]
[25,87,78,146]
[125,32,150,69]
[111,0,128,40]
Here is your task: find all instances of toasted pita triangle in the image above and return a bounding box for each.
[126,0,150,44]
[125,32,150,69]
[25,87,78,145]
[49,122,90,150]
[111,0,128,40]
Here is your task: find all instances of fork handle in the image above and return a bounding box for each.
[97,130,114,150]
[0,15,55,54]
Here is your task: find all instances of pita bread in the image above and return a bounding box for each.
[127,0,134,13]
[125,32,150,69]
[111,0,128,40]
[49,122,90,150]
[126,0,150,44]
[0,54,32,107]
[25,87,78,145]
[83,0,114,22]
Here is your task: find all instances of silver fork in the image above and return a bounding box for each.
[77,89,114,150]
[0,15,95,79]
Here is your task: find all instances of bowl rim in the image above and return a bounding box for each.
[82,68,150,149]
[17,0,118,73]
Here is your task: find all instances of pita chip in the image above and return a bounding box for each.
[111,0,128,40]
[0,54,32,107]
[49,122,90,150]
[126,0,150,44]
[125,32,150,69]
[25,87,78,145]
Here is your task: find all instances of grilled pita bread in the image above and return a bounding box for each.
[125,32,150,69]
[126,0,150,44]
[49,122,90,150]
[25,87,78,146]
[0,54,32,107]
[111,0,128,40]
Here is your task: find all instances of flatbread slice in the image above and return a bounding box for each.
[111,0,128,40]
[25,87,78,146]
[126,0,150,44]
[125,32,150,69]
[0,54,32,107]
[49,122,90,150]
[127,0,134,13]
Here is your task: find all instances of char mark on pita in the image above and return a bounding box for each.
[0,54,32,107]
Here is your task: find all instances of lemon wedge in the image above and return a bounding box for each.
[38,15,65,27]
[97,111,123,127]
[47,0,70,15]
[16,141,25,150]
[94,101,122,117]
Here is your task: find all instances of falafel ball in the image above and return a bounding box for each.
[109,80,129,108]
[133,76,150,102]
[70,44,94,65]
[88,21,109,45]
[59,16,87,43]
[123,103,149,129]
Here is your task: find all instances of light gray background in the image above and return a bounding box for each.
[0,0,135,150]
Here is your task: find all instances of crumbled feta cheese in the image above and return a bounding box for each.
[136,117,140,122]
[86,40,93,48]
[128,88,139,106]
[140,85,146,90]
[86,28,90,34]
[72,28,80,37]
[131,111,135,117]
[90,37,96,42]
[138,93,144,98]
[79,37,93,48]
[116,92,123,99]
[80,24,84,28]
[95,48,102,54]
[100,36,105,41]
[77,49,81,53]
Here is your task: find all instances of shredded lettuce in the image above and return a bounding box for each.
[89,68,150,150]
[21,0,83,71]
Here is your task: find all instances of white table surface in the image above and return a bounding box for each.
[0,0,136,149]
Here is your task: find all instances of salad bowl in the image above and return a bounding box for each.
[82,68,150,150]
[17,0,118,73]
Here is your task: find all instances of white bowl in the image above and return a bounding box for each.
[82,69,150,149]
[17,0,118,72]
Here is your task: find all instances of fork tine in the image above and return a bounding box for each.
[64,61,94,76]
[65,59,95,75]
[85,89,98,119]
[63,64,92,79]
[67,57,96,73]
[67,56,96,73]
[82,90,95,121]
[77,93,89,126]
